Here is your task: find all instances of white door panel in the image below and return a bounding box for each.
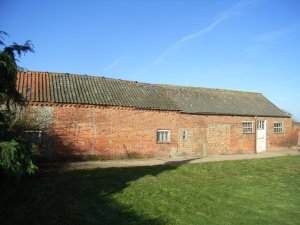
[256,120,266,153]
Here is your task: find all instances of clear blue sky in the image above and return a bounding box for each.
[1,0,300,120]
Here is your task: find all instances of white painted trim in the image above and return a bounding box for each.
[256,120,267,153]
[242,121,254,134]
[157,130,171,143]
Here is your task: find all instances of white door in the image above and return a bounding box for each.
[256,120,266,153]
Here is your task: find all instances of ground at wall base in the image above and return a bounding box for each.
[54,149,300,171]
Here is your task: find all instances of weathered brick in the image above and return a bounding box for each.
[28,104,298,158]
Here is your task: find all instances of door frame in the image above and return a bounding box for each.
[256,120,267,153]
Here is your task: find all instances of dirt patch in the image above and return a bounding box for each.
[54,149,300,171]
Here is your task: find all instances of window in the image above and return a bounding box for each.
[157,130,171,143]
[257,120,265,130]
[182,131,187,140]
[24,130,42,145]
[274,122,283,133]
[242,121,253,133]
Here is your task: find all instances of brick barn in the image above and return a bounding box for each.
[16,71,298,158]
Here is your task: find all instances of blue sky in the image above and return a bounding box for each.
[1,0,300,120]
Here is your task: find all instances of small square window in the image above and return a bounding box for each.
[274,122,283,133]
[242,121,253,133]
[157,130,171,143]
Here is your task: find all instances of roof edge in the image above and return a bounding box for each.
[27,101,181,112]
[179,111,291,118]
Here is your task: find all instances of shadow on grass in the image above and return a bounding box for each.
[0,158,197,225]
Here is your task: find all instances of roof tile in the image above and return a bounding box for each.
[16,71,289,117]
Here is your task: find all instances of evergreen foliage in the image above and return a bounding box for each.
[0,31,34,111]
[0,138,39,177]
[0,31,38,178]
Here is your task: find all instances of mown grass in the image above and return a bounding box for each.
[1,156,300,225]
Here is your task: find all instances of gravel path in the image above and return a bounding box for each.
[60,149,300,171]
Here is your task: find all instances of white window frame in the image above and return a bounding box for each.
[157,130,171,143]
[242,121,254,134]
[257,120,265,130]
[274,122,284,133]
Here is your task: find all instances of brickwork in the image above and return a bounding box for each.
[28,103,297,158]
[30,105,53,130]
[177,114,257,154]
[178,128,207,156]
[266,117,298,150]
[44,104,179,158]
[294,123,300,145]
[207,123,231,154]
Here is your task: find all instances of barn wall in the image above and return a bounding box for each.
[28,104,297,158]
[266,117,298,150]
[31,104,179,158]
[177,114,257,155]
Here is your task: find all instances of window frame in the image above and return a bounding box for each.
[24,130,42,145]
[156,130,171,143]
[182,130,187,140]
[274,122,284,133]
[242,121,254,134]
[257,120,265,130]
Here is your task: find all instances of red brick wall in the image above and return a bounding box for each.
[29,103,296,158]
[294,123,300,146]
[177,114,257,155]
[48,104,179,158]
[266,117,298,150]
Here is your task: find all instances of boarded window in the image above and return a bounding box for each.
[274,122,283,133]
[157,130,171,143]
[242,121,253,133]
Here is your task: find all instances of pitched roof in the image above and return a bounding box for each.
[16,72,179,111]
[162,85,289,117]
[16,71,290,117]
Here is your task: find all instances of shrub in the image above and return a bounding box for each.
[0,32,38,179]
[0,138,39,177]
[0,109,41,179]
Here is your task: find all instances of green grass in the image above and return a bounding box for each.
[1,156,300,225]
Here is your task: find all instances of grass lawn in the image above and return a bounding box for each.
[1,156,300,225]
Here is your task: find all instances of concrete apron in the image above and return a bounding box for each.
[60,149,300,171]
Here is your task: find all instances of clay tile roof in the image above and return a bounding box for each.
[16,71,290,117]
[16,71,179,111]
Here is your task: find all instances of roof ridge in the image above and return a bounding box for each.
[158,83,261,95]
